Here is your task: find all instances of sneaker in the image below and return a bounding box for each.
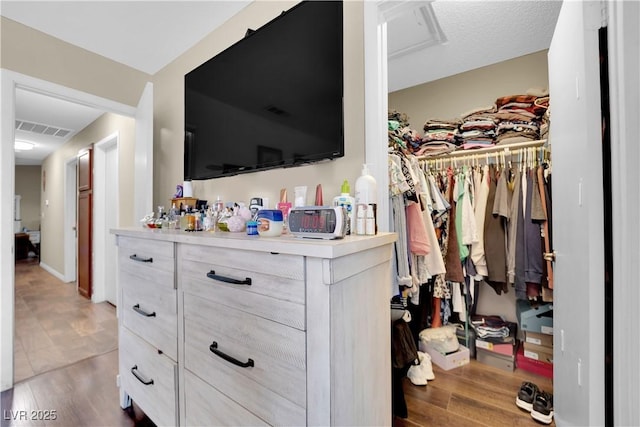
[515,381,538,412]
[531,390,554,424]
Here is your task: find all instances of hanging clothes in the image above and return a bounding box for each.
[484,165,509,294]
[538,165,553,289]
[506,167,522,285]
[470,164,490,277]
[524,169,545,298]
[444,168,465,283]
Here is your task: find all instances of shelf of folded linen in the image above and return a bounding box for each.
[414,91,550,159]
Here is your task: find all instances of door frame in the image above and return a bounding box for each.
[0,69,151,391]
[363,1,638,423]
[93,132,119,304]
[606,2,640,425]
[63,155,78,283]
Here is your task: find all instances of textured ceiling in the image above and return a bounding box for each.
[4,0,562,164]
[0,1,252,75]
[387,0,563,92]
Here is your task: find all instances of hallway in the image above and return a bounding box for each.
[13,260,117,383]
[4,260,153,426]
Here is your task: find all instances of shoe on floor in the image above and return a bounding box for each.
[407,351,435,386]
[515,381,539,412]
[531,390,554,424]
[420,351,435,381]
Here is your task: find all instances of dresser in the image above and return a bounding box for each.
[113,228,395,426]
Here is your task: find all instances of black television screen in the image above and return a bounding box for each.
[184,1,344,180]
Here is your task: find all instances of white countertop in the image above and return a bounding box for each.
[111,227,397,259]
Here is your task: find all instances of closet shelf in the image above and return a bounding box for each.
[417,139,548,161]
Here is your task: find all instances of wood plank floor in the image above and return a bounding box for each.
[6,260,554,426]
[1,350,153,427]
[394,357,554,427]
[13,258,118,383]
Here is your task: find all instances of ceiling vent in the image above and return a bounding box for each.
[381,1,447,60]
[15,119,73,138]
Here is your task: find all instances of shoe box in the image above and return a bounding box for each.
[516,344,553,379]
[523,330,553,365]
[475,339,516,356]
[420,343,470,371]
[523,341,553,364]
[524,331,554,348]
[516,299,553,335]
[476,347,515,372]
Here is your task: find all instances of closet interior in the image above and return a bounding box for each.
[388,51,555,420]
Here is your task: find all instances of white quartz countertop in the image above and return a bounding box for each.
[111,227,397,259]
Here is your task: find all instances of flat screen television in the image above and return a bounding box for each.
[184,1,344,180]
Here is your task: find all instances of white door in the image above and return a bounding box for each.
[548,2,605,425]
[64,157,78,282]
[104,143,118,305]
[93,134,119,304]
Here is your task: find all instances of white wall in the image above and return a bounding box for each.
[152,1,366,213]
[40,113,135,277]
[14,165,41,231]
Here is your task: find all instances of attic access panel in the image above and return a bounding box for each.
[384,2,446,60]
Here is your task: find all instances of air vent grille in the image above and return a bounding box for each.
[15,119,73,138]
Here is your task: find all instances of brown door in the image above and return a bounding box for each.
[77,148,93,299]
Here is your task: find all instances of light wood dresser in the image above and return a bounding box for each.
[112,227,396,426]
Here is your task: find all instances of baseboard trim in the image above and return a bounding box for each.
[38,262,67,282]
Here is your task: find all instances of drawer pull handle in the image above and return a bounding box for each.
[131,365,154,385]
[133,304,156,317]
[130,254,153,263]
[207,270,252,286]
[209,341,254,368]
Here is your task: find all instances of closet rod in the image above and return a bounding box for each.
[418,139,547,161]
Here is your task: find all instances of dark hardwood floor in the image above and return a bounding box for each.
[5,260,553,426]
[1,350,153,427]
[394,358,554,427]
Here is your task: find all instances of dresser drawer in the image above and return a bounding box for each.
[119,327,177,426]
[184,370,267,427]
[180,244,304,280]
[121,270,177,360]
[118,236,175,288]
[183,293,306,426]
[181,257,305,330]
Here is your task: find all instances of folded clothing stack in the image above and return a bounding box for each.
[458,107,498,150]
[471,315,518,355]
[494,93,548,145]
[415,119,461,157]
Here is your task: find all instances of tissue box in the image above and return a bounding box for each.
[422,344,470,371]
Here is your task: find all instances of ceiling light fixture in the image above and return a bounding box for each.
[14,140,35,151]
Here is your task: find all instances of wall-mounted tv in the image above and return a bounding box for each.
[184,1,344,180]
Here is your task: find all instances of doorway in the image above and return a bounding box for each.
[361,1,628,425]
[93,133,119,305]
[1,70,152,391]
[64,156,78,283]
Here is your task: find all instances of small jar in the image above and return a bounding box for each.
[186,213,196,231]
[246,220,259,236]
[257,210,284,237]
